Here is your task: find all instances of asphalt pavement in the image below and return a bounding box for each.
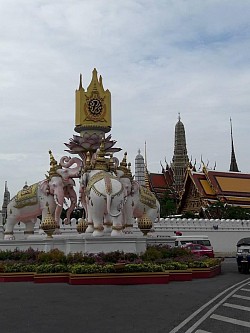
[0,258,247,333]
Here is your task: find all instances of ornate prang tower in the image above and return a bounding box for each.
[135,149,145,186]
[75,68,111,137]
[229,118,239,172]
[2,181,10,224]
[171,114,189,193]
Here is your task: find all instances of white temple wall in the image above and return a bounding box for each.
[0,218,249,255]
[151,218,250,255]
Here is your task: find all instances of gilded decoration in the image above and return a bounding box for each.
[14,183,38,209]
[84,91,106,123]
[86,171,123,198]
[139,186,157,209]
[75,68,111,133]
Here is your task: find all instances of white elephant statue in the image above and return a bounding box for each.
[80,169,125,237]
[115,153,160,233]
[118,175,160,233]
[132,180,160,224]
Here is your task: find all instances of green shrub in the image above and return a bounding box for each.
[69,264,115,274]
[140,247,162,261]
[124,263,164,273]
[36,263,68,273]
[37,249,66,264]
[4,263,37,273]
[161,261,188,270]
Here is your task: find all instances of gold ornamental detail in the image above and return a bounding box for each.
[84,92,106,123]
[139,186,157,209]
[14,183,38,209]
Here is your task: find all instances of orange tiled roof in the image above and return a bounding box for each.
[185,169,250,206]
[149,173,168,188]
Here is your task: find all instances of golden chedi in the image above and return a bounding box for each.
[137,211,153,236]
[41,204,57,238]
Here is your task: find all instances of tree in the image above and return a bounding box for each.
[205,201,250,220]
[159,190,177,217]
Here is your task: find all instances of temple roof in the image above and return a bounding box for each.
[181,168,250,208]
[148,169,175,198]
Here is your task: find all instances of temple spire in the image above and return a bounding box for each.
[135,148,145,186]
[171,115,189,192]
[229,118,239,172]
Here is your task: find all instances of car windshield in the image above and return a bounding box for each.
[180,240,211,246]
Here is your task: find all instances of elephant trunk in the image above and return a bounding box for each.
[107,194,123,217]
[59,156,82,178]
[66,189,77,223]
[54,204,63,225]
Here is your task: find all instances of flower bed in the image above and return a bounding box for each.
[0,247,222,285]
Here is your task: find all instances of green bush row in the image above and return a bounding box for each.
[0,246,214,264]
[0,259,221,274]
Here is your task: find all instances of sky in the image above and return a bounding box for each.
[1,0,250,204]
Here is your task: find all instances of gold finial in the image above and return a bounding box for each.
[120,152,127,169]
[85,151,91,171]
[79,73,83,89]
[118,152,133,180]
[109,153,115,172]
[47,150,61,179]
[99,75,104,91]
[127,162,133,181]
[93,138,108,171]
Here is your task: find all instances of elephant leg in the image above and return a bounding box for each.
[24,220,35,238]
[103,213,112,234]
[92,199,105,237]
[123,198,135,234]
[85,199,94,234]
[92,214,104,237]
[111,213,124,237]
[4,216,16,240]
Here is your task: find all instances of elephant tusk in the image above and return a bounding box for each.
[54,195,62,207]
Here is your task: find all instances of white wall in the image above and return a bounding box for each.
[151,218,250,255]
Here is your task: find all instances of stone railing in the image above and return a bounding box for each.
[155,218,250,231]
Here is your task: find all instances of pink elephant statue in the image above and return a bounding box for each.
[4,175,77,240]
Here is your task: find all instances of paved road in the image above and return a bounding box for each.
[0,258,248,333]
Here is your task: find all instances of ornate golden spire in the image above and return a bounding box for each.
[47,150,61,179]
[93,138,108,171]
[117,152,133,180]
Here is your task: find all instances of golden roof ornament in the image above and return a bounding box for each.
[118,152,133,180]
[109,153,116,172]
[127,162,133,181]
[84,151,92,172]
[46,150,61,179]
[93,138,108,171]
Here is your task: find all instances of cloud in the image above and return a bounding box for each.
[1,0,250,204]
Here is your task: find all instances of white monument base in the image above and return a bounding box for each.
[0,234,175,254]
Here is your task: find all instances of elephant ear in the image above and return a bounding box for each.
[40,179,50,194]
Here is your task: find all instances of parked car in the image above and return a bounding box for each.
[182,243,214,258]
[236,237,250,274]
[174,235,213,249]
